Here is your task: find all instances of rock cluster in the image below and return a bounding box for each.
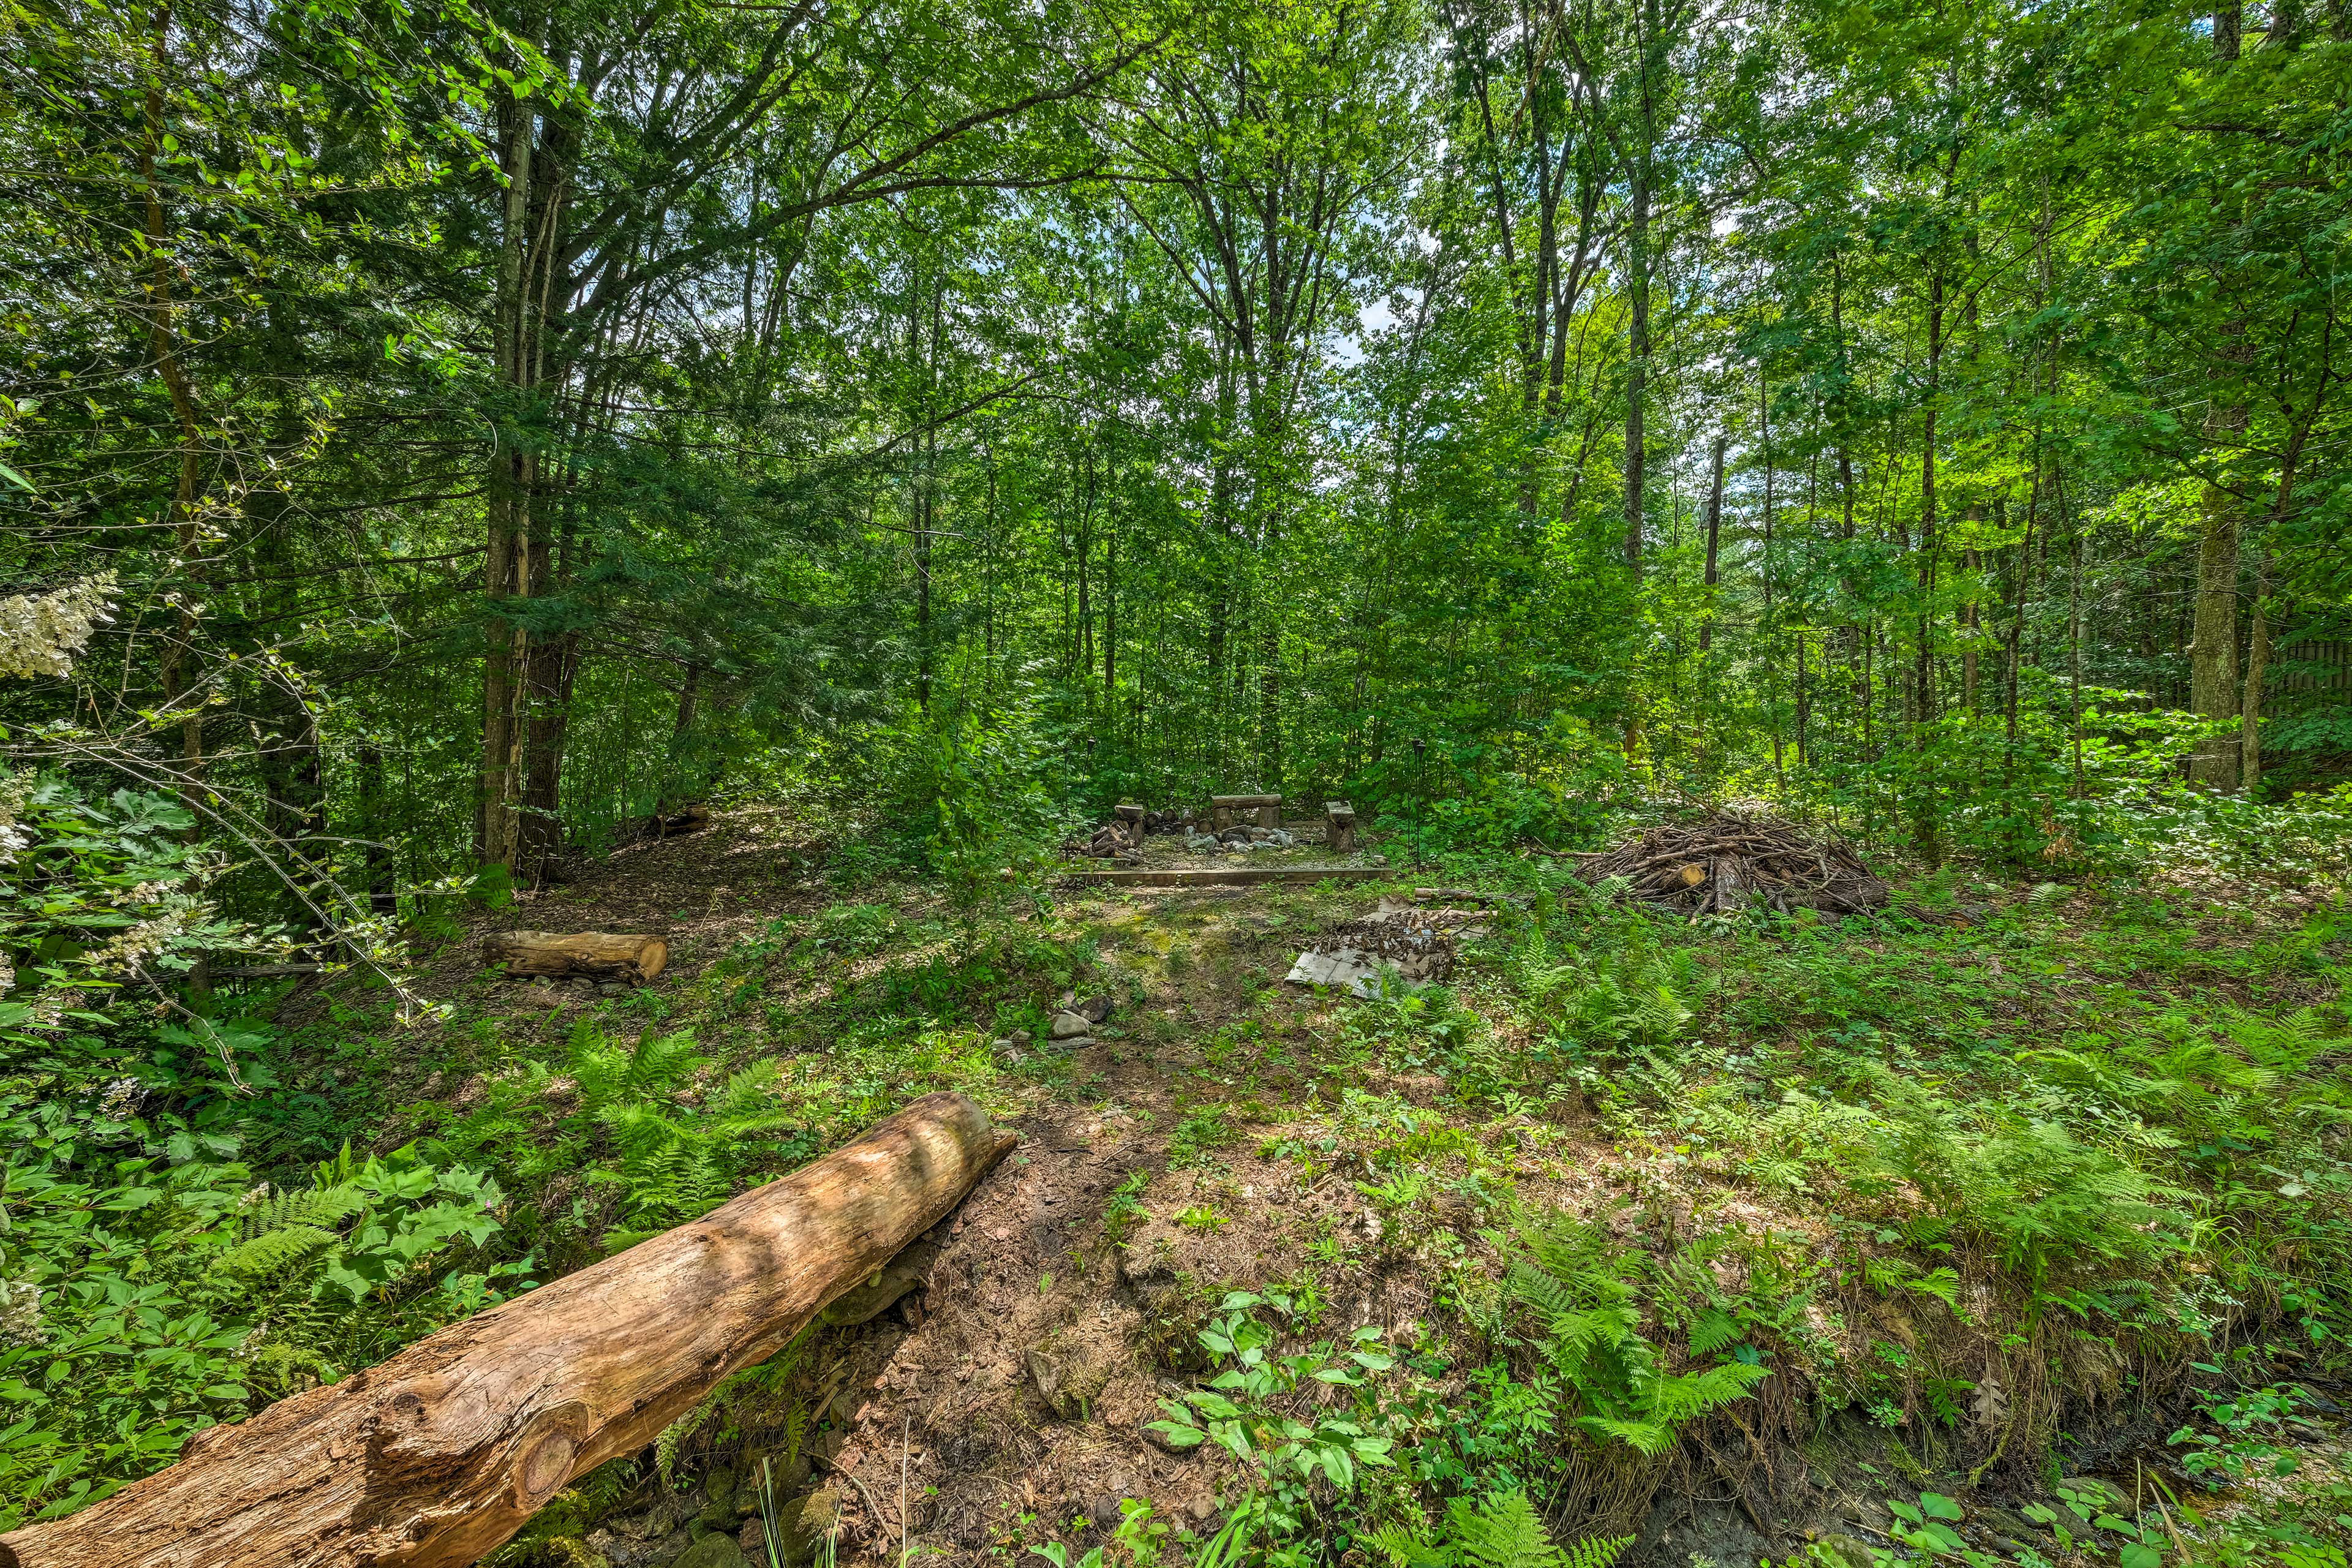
[1183,826,1297,854]
[1047,993,1114,1045]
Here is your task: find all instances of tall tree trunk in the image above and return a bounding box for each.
[2241,549,2268,793]
[360,744,399,917]
[2191,391,2245,789]
[1697,435,1725,652]
[1621,156,1649,573]
[139,0,208,804]
[2191,4,2248,790]
[481,77,535,869]
[1912,271,1945,863]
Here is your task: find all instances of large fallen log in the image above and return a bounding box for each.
[483,929,668,983]
[0,1093,1016,1568]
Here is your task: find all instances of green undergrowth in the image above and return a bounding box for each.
[5,767,2350,1564]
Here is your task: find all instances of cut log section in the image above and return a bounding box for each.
[484,930,668,984]
[0,1093,1016,1568]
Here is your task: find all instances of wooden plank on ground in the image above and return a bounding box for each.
[1066,866,1387,888]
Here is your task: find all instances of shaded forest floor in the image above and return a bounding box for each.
[249,806,2352,1568]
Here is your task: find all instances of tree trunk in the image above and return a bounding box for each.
[481,77,535,870]
[1621,159,1649,573]
[2192,4,2247,790]
[138,0,208,809]
[0,1095,1013,1568]
[1697,435,1726,652]
[2241,551,2269,793]
[2190,447,2243,788]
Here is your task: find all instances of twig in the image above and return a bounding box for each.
[816,1451,892,1543]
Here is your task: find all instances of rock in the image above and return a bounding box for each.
[2058,1476,2134,1515]
[820,1241,934,1327]
[1285,946,1388,998]
[1050,1010,1091,1040]
[695,1467,741,1531]
[600,982,627,995]
[1809,1535,1876,1568]
[587,1525,691,1568]
[1369,854,1389,867]
[1074,995,1114,1024]
[738,1520,767,1560]
[1975,1504,2048,1540]
[761,1488,843,1568]
[1025,1344,1112,1420]
[1267,829,1294,848]
[1085,1494,1124,1529]
[673,1534,750,1568]
[1189,1498,1221,1525]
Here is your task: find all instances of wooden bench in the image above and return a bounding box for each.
[1324,800,1358,853]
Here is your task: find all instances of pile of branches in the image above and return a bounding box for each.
[1575,812,1887,915]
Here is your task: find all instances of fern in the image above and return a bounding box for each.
[1449,1490,1561,1568]
[1500,1210,1768,1458]
[205,1181,371,1283]
[1369,1491,1629,1568]
[207,1223,343,1281]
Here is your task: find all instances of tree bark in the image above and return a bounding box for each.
[483,930,670,982]
[1697,435,1726,652]
[2190,413,2244,788]
[481,74,536,870]
[2192,4,2248,790]
[2242,550,2269,793]
[0,1095,1016,1568]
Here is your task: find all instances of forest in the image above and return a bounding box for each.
[1,0,2350,1562]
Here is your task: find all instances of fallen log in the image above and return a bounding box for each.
[0,1093,1016,1568]
[484,930,668,983]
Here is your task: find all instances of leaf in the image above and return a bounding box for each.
[1919,1493,1964,1521]
[1144,1420,1204,1449]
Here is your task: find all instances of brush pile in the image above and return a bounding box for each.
[1577,812,1887,915]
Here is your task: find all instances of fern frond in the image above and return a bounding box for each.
[1686,1308,1740,1355]
[1449,1490,1562,1568]
[207,1223,342,1280]
[1561,1535,1632,1568]
[1367,1522,1448,1568]
[236,1184,368,1241]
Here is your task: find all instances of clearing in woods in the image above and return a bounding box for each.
[260,807,2348,1568]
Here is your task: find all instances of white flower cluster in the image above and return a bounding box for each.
[0,772,29,865]
[0,571,118,679]
[88,907,198,974]
[0,1278,43,1347]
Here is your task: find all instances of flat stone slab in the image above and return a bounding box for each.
[1065,866,1387,888]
